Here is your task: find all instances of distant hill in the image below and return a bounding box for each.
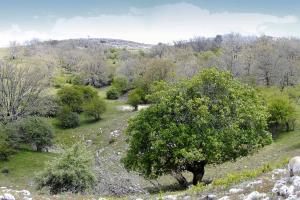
[43,38,153,50]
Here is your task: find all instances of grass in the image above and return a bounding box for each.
[0,86,136,190]
[1,86,300,199]
[0,150,55,187]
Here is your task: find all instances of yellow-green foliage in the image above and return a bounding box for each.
[283,85,300,104]
[258,86,297,133]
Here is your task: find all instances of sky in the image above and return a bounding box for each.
[0,0,299,46]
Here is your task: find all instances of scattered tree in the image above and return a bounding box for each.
[127,89,142,111]
[83,97,106,121]
[106,87,120,100]
[57,86,84,113]
[19,117,54,151]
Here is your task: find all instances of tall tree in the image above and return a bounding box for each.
[0,62,46,122]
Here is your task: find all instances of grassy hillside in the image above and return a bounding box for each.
[0,86,299,199]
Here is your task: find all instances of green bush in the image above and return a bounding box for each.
[0,132,15,161]
[57,86,84,113]
[283,85,300,104]
[75,85,97,101]
[1,123,23,149]
[112,77,129,94]
[83,97,106,121]
[19,117,54,151]
[71,75,84,85]
[123,68,271,187]
[127,89,142,111]
[106,87,120,100]
[57,107,80,128]
[266,95,296,136]
[36,143,96,194]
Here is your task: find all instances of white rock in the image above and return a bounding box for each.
[135,198,143,200]
[272,179,287,194]
[207,194,217,200]
[20,190,30,196]
[86,140,93,146]
[182,196,191,200]
[1,193,15,200]
[246,179,263,187]
[218,196,229,200]
[291,176,300,187]
[286,195,297,200]
[244,191,267,200]
[117,105,134,111]
[163,195,177,200]
[278,185,294,197]
[272,168,287,174]
[229,188,243,194]
[23,197,32,200]
[138,104,150,110]
[289,156,300,177]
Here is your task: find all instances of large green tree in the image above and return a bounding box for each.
[123,68,271,187]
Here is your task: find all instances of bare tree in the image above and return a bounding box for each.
[8,41,21,60]
[0,61,47,122]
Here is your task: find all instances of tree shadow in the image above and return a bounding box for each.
[145,179,212,194]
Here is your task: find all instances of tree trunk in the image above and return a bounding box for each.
[171,170,188,188]
[286,122,290,132]
[192,168,205,185]
[187,160,207,185]
[36,145,42,152]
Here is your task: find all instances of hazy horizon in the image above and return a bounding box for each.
[1,0,299,47]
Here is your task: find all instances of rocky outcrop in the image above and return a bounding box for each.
[150,166,300,200]
[0,187,31,200]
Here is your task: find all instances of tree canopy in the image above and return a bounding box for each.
[123,68,271,186]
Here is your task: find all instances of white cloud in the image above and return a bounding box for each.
[0,2,298,46]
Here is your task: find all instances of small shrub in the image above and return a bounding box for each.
[0,141,14,161]
[71,75,84,85]
[75,85,97,101]
[266,95,296,136]
[36,143,96,194]
[0,131,15,161]
[52,76,67,88]
[57,107,80,128]
[83,97,106,121]
[19,117,54,151]
[112,77,129,94]
[1,168,9,174]
[106,87,120,100]
[109,138,116,144]
[127,89,142,111]
[57,86,83,113]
